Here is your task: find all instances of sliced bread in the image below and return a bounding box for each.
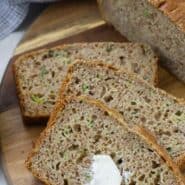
[26,96,185,185]
[13,42,158,120]
[60,60,185,169]
[97,0,185,82]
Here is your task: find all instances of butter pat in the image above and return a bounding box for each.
[86,155,122,185]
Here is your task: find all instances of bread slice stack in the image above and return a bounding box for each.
[26,96,185,185]
[13,42,158,121]
[13,42,185,184]
[61,61,185,170]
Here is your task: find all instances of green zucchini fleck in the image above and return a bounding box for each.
[175,111,182,116]
[53,50,70,58]
[131,109,138,115]
[48,50,54,57]
[82,83,89,92]
[96,74,102,79]
[63,152,69,161]
[106,44,113,52]
[53,52,60,57]
[40,66,48,78]
[166,147,172,152]
[131,101,137,105]
[143,9,151,18]
[171,111,185,123]
[63,58,71,65]
[85,173,92,183]
[63,127,72,137]
[31,95,44,104]
[87,119,94,128]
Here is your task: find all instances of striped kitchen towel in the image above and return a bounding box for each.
[0,0,58,40]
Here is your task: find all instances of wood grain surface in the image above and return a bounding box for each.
[15,0,106,55]
[0,0,185,185]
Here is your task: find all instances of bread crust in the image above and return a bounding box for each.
[176,154,185,173]
[59,60,185,170]
[148,0,185,32]
[26,95,185,185]
[13,42,158,122]
[98,0,185,35]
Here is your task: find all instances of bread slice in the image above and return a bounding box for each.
[26,96,185,185]
[60,60,185,170]
[97,0,185,83]
[13,42,158,121]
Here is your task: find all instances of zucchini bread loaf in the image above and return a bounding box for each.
[97,0,185,82]
[13,42,158,120]
[61,61,185,170]
[26,96,185,185]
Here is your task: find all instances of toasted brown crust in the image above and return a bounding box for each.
[26,95,185,185]
[176,154,185,173]
[13,42,159,122]
[152,56,159,85]
[148,0,185,32]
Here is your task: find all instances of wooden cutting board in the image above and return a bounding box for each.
[0,0,185,185]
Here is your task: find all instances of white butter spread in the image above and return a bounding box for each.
[86,155,122,185]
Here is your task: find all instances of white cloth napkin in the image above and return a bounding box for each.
[0,0,58,40]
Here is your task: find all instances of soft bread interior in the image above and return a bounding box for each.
[26,97,181,185]
[63,61,185,166]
